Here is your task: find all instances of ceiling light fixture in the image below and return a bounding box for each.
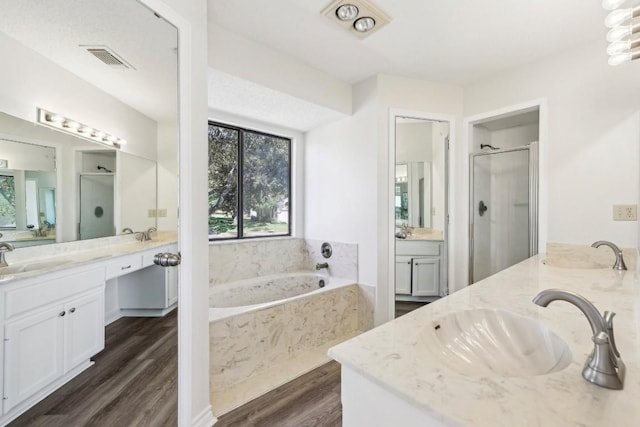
[37,108,127,149]
[603,1,640,65]
[336,4,359,21]
[354,16,375,32]
[322,0,390,38]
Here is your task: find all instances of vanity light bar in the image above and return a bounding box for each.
[36,108,127,149]
[603,1,640,65]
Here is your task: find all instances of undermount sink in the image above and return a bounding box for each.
[422,308,571,377]
[542,258,609,270]
[0,260,72,276]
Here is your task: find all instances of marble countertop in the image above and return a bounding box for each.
[396,228,444,241]
[0,231,177,283]
[329,254,640,426]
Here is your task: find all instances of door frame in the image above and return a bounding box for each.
[387,108,455,322]
[463,98,548,287]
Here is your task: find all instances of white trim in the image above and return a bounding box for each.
[462,98,548,286]
[191,405,217,427]
[387,108,457,323]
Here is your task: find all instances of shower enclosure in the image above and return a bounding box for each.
[469,143,538,283]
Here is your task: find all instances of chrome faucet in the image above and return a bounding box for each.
[533,289,624,390]
[136,227,157,242]
[591,240,627,271]
[315,262,329,270]
[0,241,15,268]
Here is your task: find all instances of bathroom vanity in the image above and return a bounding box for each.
[395,237,446,300]
[0,233,177,424]
[331,254,640,426]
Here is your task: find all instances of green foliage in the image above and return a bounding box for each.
[0,175,16,222]
[208,124,290,236]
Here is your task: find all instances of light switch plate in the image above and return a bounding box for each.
[613,204,637,221]
[158,209,167,217]
[148,209,157,218]
[0,159,7,168]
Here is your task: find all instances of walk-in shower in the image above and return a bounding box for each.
[469,143,538,283]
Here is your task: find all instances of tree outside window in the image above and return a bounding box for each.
[208,122,291,240]
[0,175,16,228]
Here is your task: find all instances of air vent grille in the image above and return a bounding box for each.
[82,45,135,70]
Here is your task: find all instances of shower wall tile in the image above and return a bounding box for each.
[546,242,637,271]
[303,239,358,282]
[209,238,305,286]
[209,284,359,390]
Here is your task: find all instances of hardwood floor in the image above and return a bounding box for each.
[216,361,342,427]
[9,311,178,427]
[395,301,428,318]
[10,310,343,427]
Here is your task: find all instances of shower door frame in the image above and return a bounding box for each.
[468,143,539,284]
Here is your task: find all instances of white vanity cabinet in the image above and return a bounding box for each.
[117,244,178,316]
[395,240,445,299]
[1,267,105,416]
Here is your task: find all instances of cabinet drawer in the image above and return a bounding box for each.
[4,268,104,320]
[396,241,441,256]
[106,255,143,279]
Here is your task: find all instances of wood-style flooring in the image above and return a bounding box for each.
[10,309,345,427]
[9,311,178,427]
[395,301,428,318]
[216,361,342,427]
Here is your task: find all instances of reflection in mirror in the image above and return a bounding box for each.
[0,112,158,246]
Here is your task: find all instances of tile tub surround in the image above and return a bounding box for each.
[210,283,358,390]
[329,255,640,426]
[209,237,358,285]
[547,242,637,271]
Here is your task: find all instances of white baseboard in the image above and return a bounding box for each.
[105,308,123,326]
[120,304,177,317]
[192,405,216,427]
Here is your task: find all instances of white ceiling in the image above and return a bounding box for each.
[208,0,605,85]
[0,0,178,123]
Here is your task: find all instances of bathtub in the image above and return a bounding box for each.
[209,271,359,398]
[209,271,355,321]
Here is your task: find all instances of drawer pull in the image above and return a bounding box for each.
[59,311,66,317]
[69,307,76,313]
[121,265,132,270]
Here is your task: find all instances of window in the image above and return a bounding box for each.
[208,122,291,240]
[0,174,16,228]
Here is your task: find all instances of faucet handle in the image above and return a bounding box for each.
[604,311,621,358]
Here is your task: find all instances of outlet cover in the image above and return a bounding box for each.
[158,208,167,217]
[148,209,157,218]
[613,204,637,221]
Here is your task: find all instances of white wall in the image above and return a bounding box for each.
[464,40,640,268]
[157,120,179,231]
[396,122,433,162]
[0,32,158,161]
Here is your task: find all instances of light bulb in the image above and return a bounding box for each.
[50,114,64,123]
[608,51,632,65]
[117,139,127,146]
[603,0,627,10]
[336,4,358,21]
[605,8,634,28]
[354,17,375,32]
[607,40,631,55]
[607,24,632,42]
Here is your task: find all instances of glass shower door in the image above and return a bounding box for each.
[471,148,534,283]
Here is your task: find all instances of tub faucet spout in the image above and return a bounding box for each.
[315,262,329,270]
[591,240,627,271]
[533,288,624,390]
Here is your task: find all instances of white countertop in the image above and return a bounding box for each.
[329,254,640,426]
[0,231,177,283]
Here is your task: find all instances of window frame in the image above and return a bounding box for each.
[208,121,292,241]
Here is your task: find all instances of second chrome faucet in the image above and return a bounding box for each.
[592,240,627,271]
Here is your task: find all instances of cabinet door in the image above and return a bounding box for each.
[64,289,105,372]
[3,306,65,413]
[412,257,440,297]
[395,256,412,295]
[166,266,178,307]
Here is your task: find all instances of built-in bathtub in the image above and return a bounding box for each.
[209,271,360,414]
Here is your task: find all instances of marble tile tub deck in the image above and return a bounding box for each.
[330,253,640,426]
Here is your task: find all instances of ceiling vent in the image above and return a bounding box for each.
[81,45,135,70]
[322,0,391,38]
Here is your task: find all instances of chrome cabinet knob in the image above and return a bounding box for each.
[153,252,181,267]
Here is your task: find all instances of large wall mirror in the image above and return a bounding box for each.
[0,0,178,248]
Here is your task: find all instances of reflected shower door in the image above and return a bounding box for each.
[471,148,535,283]
[79,174,115,240]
